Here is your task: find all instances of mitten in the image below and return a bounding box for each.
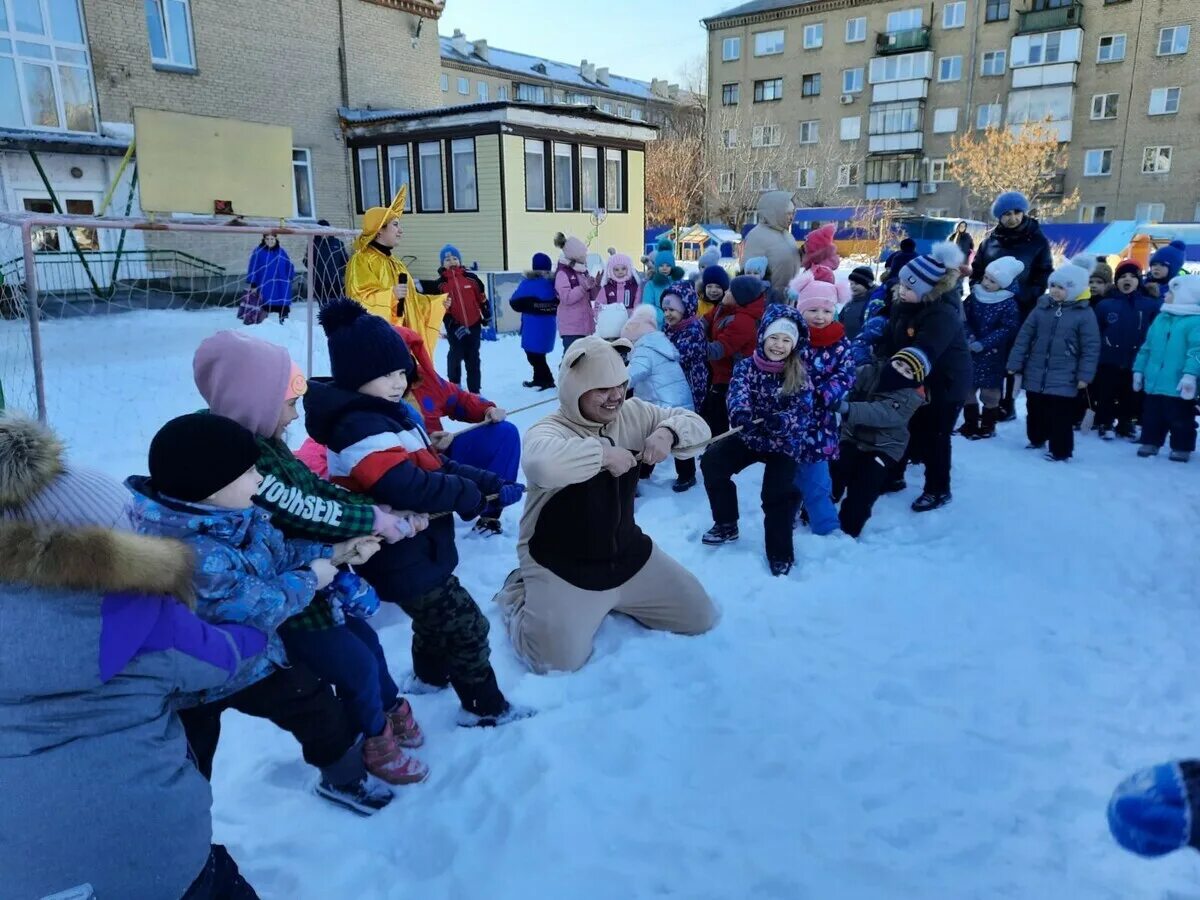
[498,483,526,507]
[968,341,984,353]
[1179,374,1197,401]
[329,571,380,619]
[1132,372,1144,392]
[373,506,414,543]
[764,412,788,433]
[454,325,471,340]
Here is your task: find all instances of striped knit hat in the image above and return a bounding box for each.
[0,416,131,529]
[898,241,965,298]
[891,347,931,383]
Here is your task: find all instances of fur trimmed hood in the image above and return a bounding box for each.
[0,521,196,606]
[0,416,64,510]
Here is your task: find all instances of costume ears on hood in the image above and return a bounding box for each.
[558,336,630,426]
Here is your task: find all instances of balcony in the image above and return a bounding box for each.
[1017,2,1083,35]
[866,182,919,202]
[1036,172,1066,198]
[875,26,931,56]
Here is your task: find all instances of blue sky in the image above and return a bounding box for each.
[438,0,733,85]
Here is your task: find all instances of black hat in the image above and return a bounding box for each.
[319,298,415,391]
[849,266,876,290]
[900,238,916,253]
[149,413,260,503]
[729,274,767,307]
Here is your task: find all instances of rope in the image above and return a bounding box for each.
[446,395,559,440]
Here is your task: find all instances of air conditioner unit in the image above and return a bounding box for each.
[922,182,938,194]
[840,94,855,105]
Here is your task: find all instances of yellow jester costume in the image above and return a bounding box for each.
[344,185,446,352]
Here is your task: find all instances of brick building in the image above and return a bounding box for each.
[703,0,1200,223]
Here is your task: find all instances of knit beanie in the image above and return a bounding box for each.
[697,246,721,270]
[1150,240,1187,279]
[662,280,699,319]
[1091,257,1113,288]
[891,347,931,383]
[898,242,965,298]
[849,266,876,291]
[1048,253,1098,302]
[554,232,588,265]
[596,303,630,340]
[531,252,553,272]
[701,264,731,292]
[0,416,131,529]
[992,190,1030,219]
[194,331,294,439]
[742,256,768,278]
[729,275,767,307]
[604,251,635,282]
[789,268,838,313]
[620,305,659,344]
[148,413,261,504]
[763,317,800,344]
[900,238,916,253]
[653,237,676,268]
[1168,274,1200,308]
[1109,760,1200,857]
[983,256,1025,291]
[804,224,840,270]
[439,244,463,266]
[1115,258,1143,282]
[319,298,414,391]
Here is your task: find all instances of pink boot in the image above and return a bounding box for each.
[363,720,429,785]
[386,698,425,749]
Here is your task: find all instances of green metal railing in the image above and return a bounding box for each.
[0,249,225,296]
[1017,2,1083,35]
[875,26,932,55]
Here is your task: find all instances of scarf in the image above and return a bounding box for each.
[971,285,1015,305]
[668,315,700,335]
[808,321,846,348]
[369,240,394,257]
[752,351,786,373]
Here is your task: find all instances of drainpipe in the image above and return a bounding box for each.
[961,0,983,219]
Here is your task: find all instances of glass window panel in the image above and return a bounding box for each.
[525,140,545,210]
[23,198,59,251]
[605,149,623,212]
[48,0,84,43]
[387,146,411,210]
[358,149,380,209]
[0,2,7,30]
[55,47,87,64]
[166,0,193,65]
[22,62,59,128]
[0,58,23,127]
[452,139,476,210]
[65,198,98,250]
[16,41,53,59]
[418,142,443,211]
[0,39,11,52]
[581,146,599,211]
[145,0,168,60]
[13,0,46,35]
[553,143,573,211]
[59,64,94,132]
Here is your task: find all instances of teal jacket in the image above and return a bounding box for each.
[1133,306,1200,397]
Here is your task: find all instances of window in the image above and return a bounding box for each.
[524,139,546,210]
[754,30,785,56]
[927,158,950,183]
[868,52,934,83]
[985,0,1010,22]
[801,73,821,97]
[843,67,864,93]
[750,171,780,191]
[1097,34,1126,63]
[1136,202,1165,222]
[145,0,196,69]
[386,145,412,211]
[497,85,509,101]
[1083,149,1112,176]
[605,148,624,211]
[478,81,488,102]
[456,76,469,95]
[803,23,823,49]
[1142,146,1172,174]
[1012,31,1064,66]
[943,2,966,28]
[798,120,820,143]
[357,147,380,209]
[722,36,741,61]
[718,172,735,194]
[1149,87,1181,115]
[840,116,861,140]
[631,107,644,121]
[292,149,315,219]
[870,100,923,134]
[837,163,860,187]
[440,74,449,91]
[515,82,546,103]
[1006,85,1073,126]
[938,56,962,82]
[751,124,783,147]
[722,83,740,106]
[1090,93,1118,120]
[976,102,1002,128]
[617,104,626,116]
[450,139,477,211]
[1158,26,1189,56]
[1078,204,1107,224]
[981,51,1006,76]
[796,168,816,190]
[933,107,959,132]
[864,156,924,184]
[1,0,97,133]
[887,8,922,31]
[417,142,443,212]
[754,78,783,102]
[845,17,866,43]
[580,146,599,211]
[549,142,574,212]
[722,128,738,148]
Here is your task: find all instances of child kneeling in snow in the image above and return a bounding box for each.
[960,256,1022,439]
[306,299,532,727]
[128,414,417,816]
[1133,273,1200,462]
[662,281,710,492]
[701,306,814,577]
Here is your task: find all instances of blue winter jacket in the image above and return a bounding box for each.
[964,286,1020,390]
[664,281,710,411]
[127,476,328,702]
[509,271,559,355]
[628,331,695,411]
[247,244,296,307]
[849,291,890,366]
[800,326,855,461]
[1094,286,1162,369]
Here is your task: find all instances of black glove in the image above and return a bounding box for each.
[454,325,471,340]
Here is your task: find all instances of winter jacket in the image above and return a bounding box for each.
[1133,305,1200,397]
[555,261,601,337]
[840,360,927,461]
[435,265,491,330]
[346,242,445,352]
[970,217,1054,318]
[705,294,767,386]
[954,230,975,260]
[879,294,974,406]
[839,295,871,340]
[665,284,710,411]
[727,306,816,464]
[1006,295,1102,397]
[515,336,709,591]
[303,379,502,601]
[398,324,495,433]
[313,234,350,302]
[964,287,1020,390]
[641,274,682,325]
[800,324,855,461]
[1094,287,1162,369]
[127,476,329,702]
[247,244,295,307]
[849,292,891,366]
[602,277,641,311]
[510,270,559,355]
[628,331,695,411]
[0,520,265,900]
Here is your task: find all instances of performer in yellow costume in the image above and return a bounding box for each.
[344,185,447,351]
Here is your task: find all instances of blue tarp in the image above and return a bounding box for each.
[1039,223,1108,258]
[1084,222,1200,261]
[644,225,672,256]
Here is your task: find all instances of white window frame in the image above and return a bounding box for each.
[1097,34,1126,63]
[291,148,315,219]
[1078,204,1107,224]
[3,0,99,133]
[456,76,469,95]
[580,146,599,211]
[842,67,864,93]
[887,8,922,32]
[938,56,963,82]
[943,1,966,29]
[801,73,821,97]
[357,147,381,209]
[1142,146,1172,175]
[722,36,741,61]
[798,120,820,143]
[525,139,546,211]
[1083,149,1112,177]
[754,30,785,56]
[980,50,1006,76]
[751,124,783,148]
[386,144,412,211]
[749,170,779,192]
[145,0,196,70]
[417,141,444,212]
[1090,93,1118,120]
[837,163,860,188]
[477,81,488,102]
[796,167,816,190]
[450,138,477,212]
[605,148,624,212]
[722,128,738,148]
[1136,202,1166,222]
[552,142,574,212]
[927,158,950,183]
[932,107,959,133]
[497,85,509,101]
[839,116,861,141]
[845,16,866,43]
[1148,87,1181,116]
[1157,25,1189,57]
[440,74,449,92]
[718,171,735,194]
[803,23,824,49]
[976,103,1002,129]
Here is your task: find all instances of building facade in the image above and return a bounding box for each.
[703,0,1200,223]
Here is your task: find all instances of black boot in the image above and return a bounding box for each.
[911,492,952,513]
[976,406,999,439]
[702,523,739,545]
[956,404,980,439]
[998,396,1017,423]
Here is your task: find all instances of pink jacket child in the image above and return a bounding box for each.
[600,250,642,312]
[553,232,601,348]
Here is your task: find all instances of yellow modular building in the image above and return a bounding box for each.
[340,102,656,282]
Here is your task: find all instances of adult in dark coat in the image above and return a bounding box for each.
[312,220,351,307]
[970,191,1054,421]
[953,221,975,261]
[884,237,917,282]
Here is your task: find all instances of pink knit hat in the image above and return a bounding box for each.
[604,251,635,282]
[194,330,293,438]
[554,232,588,265]
[620,305,659,343]
[804,224,840,270]
[789,267,839,313]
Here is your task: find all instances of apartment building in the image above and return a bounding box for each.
[703,0,1200,223]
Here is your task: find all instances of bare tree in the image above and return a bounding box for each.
[644,112,709,231]
[845,199,907,268]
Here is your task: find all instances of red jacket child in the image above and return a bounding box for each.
[434,259,490,330]
[704,274,768,386]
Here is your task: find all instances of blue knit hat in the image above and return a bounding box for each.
[729,275,767,306]
[1150,240,1187,279]
[701,264,730,292]
[898,241,965,298]
[742,256,768,278]
[440,244,463,266]
[653,237,675,268]
[992,191,1030,219]
[531,252,553,272]
[1109,760,1200,857]
[319,299,414,391]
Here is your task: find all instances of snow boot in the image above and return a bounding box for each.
[956,404,980,439]
[1025,441,1045,450]
[1098,425,1114,441]
[1043,452,1070,462]
[399,673,448,695]
[1137,445,1160,458]
[472,517,503,536]
[881,478,907,495]
[1116,423,1138,441]
[672,475,697,493]
[702,523,739,545]
[386,698,424,749]
[314,775,394,816]
[457,702,536,729]
[976,407,999,439]
[1170,449,1192,463]
[363,721,429,785]
[768,559,792,577]
[911,492,952,513]
[998,397,1017,423]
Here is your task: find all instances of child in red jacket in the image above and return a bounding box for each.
[702,274,768,434]
[434,245,490,394]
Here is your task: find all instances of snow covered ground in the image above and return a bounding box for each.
[8,305,1200,899]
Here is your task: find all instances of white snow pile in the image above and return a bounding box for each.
[11,306,1200,898]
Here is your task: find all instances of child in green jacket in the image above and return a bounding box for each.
[1133,274,1200,462]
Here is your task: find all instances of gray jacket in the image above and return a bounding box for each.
[840,361,927,461]
[1006,294,1101,397]
[0,521,265,900]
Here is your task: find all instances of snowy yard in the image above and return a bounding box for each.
[7,305,1200,898]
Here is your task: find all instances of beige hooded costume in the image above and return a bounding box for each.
[742,190,801,297]
[493,336,717,672]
